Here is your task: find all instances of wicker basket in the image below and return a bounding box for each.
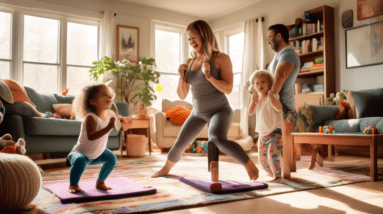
[126,134,147,156]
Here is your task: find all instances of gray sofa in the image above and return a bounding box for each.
[0,86,129,154]
[305,87,383,156]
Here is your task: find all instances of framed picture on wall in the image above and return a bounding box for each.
[357,0,383,20]
[346,21,383,68]
[116,25,139,64]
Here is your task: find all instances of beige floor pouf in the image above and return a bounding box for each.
[0,153,42,212]
[126,134,147,156]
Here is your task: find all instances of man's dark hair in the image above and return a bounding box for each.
[269,24,289,43]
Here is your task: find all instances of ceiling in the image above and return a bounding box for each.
[120,0,266,20]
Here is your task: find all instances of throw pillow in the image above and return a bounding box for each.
[3,79,35,107]
[310,105,339,130]
[3,101,43,117]
[53,94,74,104]
[0,78,14,105]
[52,104,73,118]
[164,105,192,125]
[352,91,383,118]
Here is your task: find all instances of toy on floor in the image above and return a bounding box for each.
[43,177,156,204]
[0,134,26,154]
[363,126,377,135]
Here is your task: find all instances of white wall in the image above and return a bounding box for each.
[0,0,198,60]
[210,0,383,92]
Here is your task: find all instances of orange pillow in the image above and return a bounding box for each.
[164,105,192,125]
[3,79,35,107]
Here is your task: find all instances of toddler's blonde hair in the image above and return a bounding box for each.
[248,70,274,93]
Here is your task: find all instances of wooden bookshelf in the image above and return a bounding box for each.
[298,69,324,77]
[290,5,335,110]
[289,31,323,42]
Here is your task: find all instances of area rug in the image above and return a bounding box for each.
[28,154,382,214]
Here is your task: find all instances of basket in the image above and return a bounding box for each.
[126,134,147,156]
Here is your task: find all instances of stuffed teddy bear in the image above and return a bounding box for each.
[0,134,26,155]
[334,92,352,120]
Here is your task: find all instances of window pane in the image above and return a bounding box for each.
[228,32,244,73]
[67,22,98,66]
[155,29,180,73]
[0,12,11,59]
[23,63,58,94]
[67,66,96,95]
[0,61,10,79]
[24,15,59,63]
[227,73,241,110]
[151,74,192,110]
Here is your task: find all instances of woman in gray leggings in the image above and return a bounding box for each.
[152,20,259,180]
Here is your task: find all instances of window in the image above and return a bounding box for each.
[152,22,191,109]
[2,7,99,95]
[0,11,11,79]
[226,31,244,110]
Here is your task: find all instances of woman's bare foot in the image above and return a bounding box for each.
[152,159,176,178]
[96,180,112,191]
[244,159,259,180]
[69,184,81,193]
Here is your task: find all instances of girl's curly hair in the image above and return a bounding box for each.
[72,83,114,121]
[248,70,274,94]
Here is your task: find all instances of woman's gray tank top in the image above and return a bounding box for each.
[186,52,230,113]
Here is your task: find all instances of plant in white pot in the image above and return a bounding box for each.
[89,56,160,111]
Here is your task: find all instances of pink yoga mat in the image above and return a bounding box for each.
[43,177,156,204]
[179,176,268,193]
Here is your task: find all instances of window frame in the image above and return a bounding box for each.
[0,5,101,94]
[222,24,245,110]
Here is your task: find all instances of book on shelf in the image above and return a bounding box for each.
[300,67,324,73]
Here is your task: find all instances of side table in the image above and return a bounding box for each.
[122,115,152,156]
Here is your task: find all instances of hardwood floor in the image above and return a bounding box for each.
[36,150,383,214]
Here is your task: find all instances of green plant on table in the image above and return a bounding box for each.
[89,56,160,109]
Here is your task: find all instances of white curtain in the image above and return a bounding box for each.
[99,10,114,59]
[240,18,265,136]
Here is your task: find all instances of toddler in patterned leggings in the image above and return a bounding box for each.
[248,70,283,179]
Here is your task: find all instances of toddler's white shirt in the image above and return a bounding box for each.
[255,95,283,136]
[72,110,121,159]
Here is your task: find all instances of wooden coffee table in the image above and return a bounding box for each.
[283,132,383,182]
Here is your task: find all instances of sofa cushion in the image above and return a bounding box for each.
[3,101,42,117]
[324,119,361,133]
[347,88,383,119]
[352,91,383,118]
[25,117,119,137]
[358,117,383,134]
[25,87,58,113]
[0,78,14,104]
[310,105,338,130]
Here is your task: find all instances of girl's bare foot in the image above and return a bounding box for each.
[96,180,112,191]
[69,184,81,193]
[152,159,176,178]
[244,159,259,180]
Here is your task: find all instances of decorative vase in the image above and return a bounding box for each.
[137,103,148,119]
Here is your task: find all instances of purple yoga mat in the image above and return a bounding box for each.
[43,177,156,204]
[179,176,268,193]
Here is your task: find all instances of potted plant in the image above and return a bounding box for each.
[89,56,160,111]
